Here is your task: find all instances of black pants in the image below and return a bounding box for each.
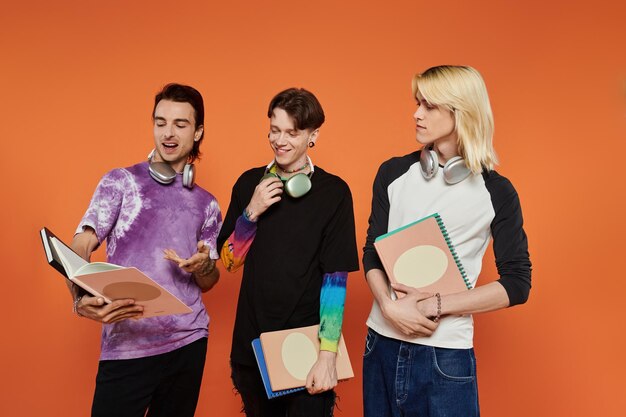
[92,338,207,417]
[231,361,336,417]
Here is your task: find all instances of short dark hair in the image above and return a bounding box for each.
[267,88,325,130]
[153,83,205,162]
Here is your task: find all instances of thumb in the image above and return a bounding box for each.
[390,282,413,294]
[197,241,209,253]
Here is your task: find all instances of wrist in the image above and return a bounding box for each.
[379,297,394,319]
[197,258,216,277]
[318,350,338,361]
[243,207,257,223]
[319,338,339,353]
[73,295,84,317]
[432,293,442,322]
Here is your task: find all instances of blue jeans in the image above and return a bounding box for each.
[363,328,479,417]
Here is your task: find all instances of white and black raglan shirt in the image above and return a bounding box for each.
[362,150,532,348]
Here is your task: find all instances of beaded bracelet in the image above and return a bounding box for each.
[73,295,84,317]
[433,293,442,323]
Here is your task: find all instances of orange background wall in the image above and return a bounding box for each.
[1,1,625,416]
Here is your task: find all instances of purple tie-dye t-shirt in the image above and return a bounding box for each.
[76,161,222,360]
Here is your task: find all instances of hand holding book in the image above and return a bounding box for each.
[391,282,443,321]
[305,350,338,395]
[380,281,439,338]
[41,227,192,319]
[75,295,144,323]
[251,324,354,398]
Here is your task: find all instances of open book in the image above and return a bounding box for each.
[374,213,472,295]
[252,324,354,398]
[40,227,192,318]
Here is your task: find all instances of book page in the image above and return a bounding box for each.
[50,237,88,278]
[75,262,123,276]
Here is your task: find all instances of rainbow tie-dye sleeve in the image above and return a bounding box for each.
[220,212,257,272]
[319,271,348,352]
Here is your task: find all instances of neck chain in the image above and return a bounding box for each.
[276,159,309,174]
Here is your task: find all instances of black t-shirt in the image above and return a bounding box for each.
[217,166,360,366]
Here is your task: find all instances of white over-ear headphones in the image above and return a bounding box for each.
[419,146,471,184]
[147,150,195,189]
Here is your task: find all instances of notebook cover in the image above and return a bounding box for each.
[373,213,471,294]
[40,227,71,279]
[259,324,354,392]
[251,338,306,399]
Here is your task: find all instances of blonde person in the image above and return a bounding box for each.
[362,65,532,417]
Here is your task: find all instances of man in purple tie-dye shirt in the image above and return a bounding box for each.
[68,84,222,417]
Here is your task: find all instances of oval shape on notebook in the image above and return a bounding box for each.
[393,245,448,288]
[282,332,317,381]
[102,282,161,301]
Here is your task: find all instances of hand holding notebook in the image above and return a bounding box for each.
[252,325,354,398]
[40,227,192,318]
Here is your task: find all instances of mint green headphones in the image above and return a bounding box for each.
[262,158,314,198]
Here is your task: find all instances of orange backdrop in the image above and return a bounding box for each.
[1,0,625,416]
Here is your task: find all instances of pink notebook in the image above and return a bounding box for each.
[259,325,354,391]
[374,213,471,295]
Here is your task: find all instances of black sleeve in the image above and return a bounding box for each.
[217,175,245,251]
[486,173,532,306]
[362,162,391,274]
[319,181,360,273]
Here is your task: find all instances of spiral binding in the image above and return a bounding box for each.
[434,213,472,290]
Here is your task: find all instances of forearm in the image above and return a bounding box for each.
[319,272,347,352]
[419,281,510,317]
[365,268,393,311]
[193,259,220,292]
[220,212,257,272]
[366,268,438,337]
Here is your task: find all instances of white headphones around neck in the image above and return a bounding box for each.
[419,146,471,185]
[147,150,195,189]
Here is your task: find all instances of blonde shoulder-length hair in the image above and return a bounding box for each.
[412,65,497,173]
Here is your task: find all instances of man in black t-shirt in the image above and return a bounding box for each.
[217,88,359,417]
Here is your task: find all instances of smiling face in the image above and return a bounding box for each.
[269,107,318,172]
[152,100,203,172]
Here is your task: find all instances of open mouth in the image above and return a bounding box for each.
[162,142,179,152]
